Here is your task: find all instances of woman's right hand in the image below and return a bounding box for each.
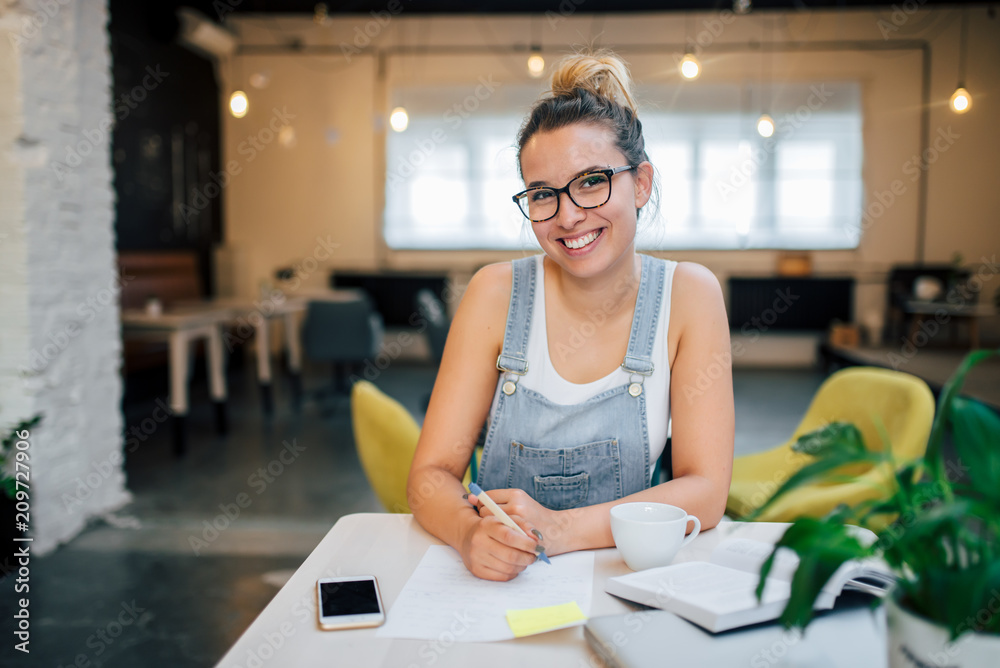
[459,513,544,581]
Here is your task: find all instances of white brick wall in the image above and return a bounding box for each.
[0,0,129,555]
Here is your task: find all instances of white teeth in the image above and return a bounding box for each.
[563,230,600,250]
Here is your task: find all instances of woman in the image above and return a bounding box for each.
[407,51,734,581]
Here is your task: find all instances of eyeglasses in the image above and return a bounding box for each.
[512,165,636,223]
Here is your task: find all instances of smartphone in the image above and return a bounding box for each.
[316,576,385,630]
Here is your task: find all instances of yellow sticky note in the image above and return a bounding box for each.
[506,601,587,638]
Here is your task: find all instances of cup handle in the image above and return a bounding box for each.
[679,515,701,549]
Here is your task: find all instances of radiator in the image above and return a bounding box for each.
[728,277,854,332]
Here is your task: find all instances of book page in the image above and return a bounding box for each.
[709,538,800,582]
[376,545,594,642]
[711,537,894,595]
[611,561,791,615]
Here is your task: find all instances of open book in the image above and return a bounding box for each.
[605,537,894,633]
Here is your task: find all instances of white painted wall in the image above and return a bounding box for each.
[0,0,129,554]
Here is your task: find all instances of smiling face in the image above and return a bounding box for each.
[518,122,652,280]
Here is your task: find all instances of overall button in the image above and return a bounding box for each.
[502,380,517,395]
[628,383,642,397]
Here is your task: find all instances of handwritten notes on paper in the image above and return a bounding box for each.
[375,545,594,642]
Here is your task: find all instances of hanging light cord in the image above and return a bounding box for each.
[958,9,968,86]
[762,16,771,114]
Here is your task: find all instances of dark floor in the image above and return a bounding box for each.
[0,353,826,668]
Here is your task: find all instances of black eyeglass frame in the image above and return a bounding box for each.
[512,165,636,223]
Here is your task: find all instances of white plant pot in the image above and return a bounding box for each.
[887,593,1000,667]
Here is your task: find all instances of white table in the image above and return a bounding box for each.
[215,514,886,667]
[176,289,365,415]
[122,306,233,455]
[195,296,306,416]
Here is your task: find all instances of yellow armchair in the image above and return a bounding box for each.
[727,367,935,526]
[350,380,480,514]
[350,380,421,513]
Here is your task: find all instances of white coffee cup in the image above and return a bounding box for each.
[610,502,701,571]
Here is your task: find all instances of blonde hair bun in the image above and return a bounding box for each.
[549,50,638,116]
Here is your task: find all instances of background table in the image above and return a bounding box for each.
[122,306,232,455]
[215,514,887,667]
[904,300,997,349]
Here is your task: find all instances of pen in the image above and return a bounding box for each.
[468,482,551,564]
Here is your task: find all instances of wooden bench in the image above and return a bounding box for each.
[118,251,203,372]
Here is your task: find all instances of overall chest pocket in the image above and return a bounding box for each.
[508,439,622,510]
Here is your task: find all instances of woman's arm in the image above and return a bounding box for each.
[482,262,735,554]
[407,263,544,581]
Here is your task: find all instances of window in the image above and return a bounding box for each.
[384,81,862,251]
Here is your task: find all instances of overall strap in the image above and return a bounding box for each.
[622,254,666,375]
[496,256,537,375]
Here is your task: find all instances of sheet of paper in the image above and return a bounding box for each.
[376,545,594,642]
[506,601,587,638]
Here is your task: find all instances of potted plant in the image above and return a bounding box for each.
[0,414,41,579]
[747,349,1000,667]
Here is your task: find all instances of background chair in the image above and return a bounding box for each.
[350,380,481,513]
[415,288,450,363]
[414,288,450,411]
[726,367,935,526]
[301,294,384,414]
[351,380,421,513]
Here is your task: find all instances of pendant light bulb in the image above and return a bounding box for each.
[679,53,701,80]
[950,87,972,114]
[527,52,545,78]
[390,106,409,132]
[229,90,248,118]
[756,113,775,138]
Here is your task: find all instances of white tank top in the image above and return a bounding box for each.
[516,255,675,471]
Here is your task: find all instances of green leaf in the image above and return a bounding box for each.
[925,349,999,491]
[744,448,885,521]
[755,519,873,629]
[949,396,1000,505]
[975,560,1000,635]
[792,422,867,457]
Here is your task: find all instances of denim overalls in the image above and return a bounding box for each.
[476,254,668,510]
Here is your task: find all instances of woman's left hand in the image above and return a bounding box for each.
[470,488,571,556]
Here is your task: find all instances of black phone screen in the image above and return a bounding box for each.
[320,580,380,617]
